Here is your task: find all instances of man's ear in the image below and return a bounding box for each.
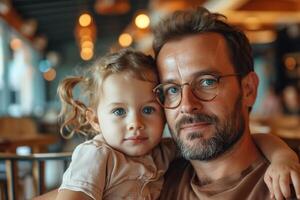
[86,109,101,132]
[241,72,259,107]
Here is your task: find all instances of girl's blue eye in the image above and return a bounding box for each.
[112,108,126,116]
[142,106,155,114]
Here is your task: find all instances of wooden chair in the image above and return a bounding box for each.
[0,117,59,152]
[0,152,72,200]
[269,115,300,153]
[0,117,61,199]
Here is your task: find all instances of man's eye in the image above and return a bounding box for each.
[165,86,180,95]
[142,106,155,114]
[112,108,126,116]
[199,78,218,88]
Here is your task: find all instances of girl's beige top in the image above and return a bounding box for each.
[59,135,176,200]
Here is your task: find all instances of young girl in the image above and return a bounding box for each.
[55,48,299,200]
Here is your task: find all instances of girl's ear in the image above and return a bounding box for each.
[241,71,259,107]
[86,109,101,132]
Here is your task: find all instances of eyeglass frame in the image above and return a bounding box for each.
[152,73,241,109]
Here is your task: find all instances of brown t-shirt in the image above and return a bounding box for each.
[159,156,272,200]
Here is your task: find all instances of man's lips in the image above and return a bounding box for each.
[180,122,212,131]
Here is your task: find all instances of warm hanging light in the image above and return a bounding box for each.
[135,13,150,29]
[79,13,92,27]
[80,48,94,61]
[75,12,97,61]
[81,40,94,49]
[118,33,133,47]
[80,35,93,43]
[284,56,297,71]
[79,28,92,37]
[94,0,130,15]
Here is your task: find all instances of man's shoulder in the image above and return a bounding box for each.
[159,157,273,200]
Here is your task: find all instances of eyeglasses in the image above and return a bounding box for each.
[153,74,240,109]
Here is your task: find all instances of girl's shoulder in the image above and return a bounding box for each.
[82,134,109,148]
[72,134,116,159]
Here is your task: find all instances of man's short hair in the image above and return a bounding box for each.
[153,7,254,77]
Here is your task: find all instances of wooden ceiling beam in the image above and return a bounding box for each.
[237,0,300,12]
[223,10,300,28]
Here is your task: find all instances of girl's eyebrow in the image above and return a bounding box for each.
[146,99,159,104]
[106,102,126,108]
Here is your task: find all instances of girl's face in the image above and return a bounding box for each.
[96,72,165,156]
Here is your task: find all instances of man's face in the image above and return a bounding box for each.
[156,33,250,161]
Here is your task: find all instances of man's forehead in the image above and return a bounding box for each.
[156,33,232,80]
[157,33,227,59]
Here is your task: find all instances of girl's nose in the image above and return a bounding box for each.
[127,115,145,131]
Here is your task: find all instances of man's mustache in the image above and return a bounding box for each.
[175,113,218,133]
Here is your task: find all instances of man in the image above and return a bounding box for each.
[151,7,297,200]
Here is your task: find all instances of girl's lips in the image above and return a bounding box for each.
[124,136,148,141]
[124,136,148,144]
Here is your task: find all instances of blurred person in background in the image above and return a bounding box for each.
[282,85,300,115]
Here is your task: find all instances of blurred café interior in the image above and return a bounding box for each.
[0,0,299,199]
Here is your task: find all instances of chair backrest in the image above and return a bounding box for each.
[0,117,37,138]
[0,116,60,153]
[0,152,72,200]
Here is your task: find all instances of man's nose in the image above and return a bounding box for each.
[180,85,203,114]
[127,114,145,131]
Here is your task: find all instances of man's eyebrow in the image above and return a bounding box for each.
[193,70,221,77]
[161,70,222,84]
[161,78,177,84]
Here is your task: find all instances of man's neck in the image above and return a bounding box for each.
[190,129,261,184]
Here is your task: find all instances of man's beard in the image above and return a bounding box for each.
[169,95,245,161]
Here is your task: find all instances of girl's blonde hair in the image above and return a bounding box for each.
[58,48,158,139]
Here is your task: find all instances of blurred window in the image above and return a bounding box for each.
[0,22,4,90]
[8,34,34,116]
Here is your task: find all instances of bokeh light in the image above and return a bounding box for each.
[10,38,22,50]
[135,13,150,29]
[118,33,133,47]
[81,40,94,49]
[80,47,93,60]
[79,28,92,37]
[43,68,56,81]
[284,56,297,71]
[39,60,51,72]
[79,13,92,27]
